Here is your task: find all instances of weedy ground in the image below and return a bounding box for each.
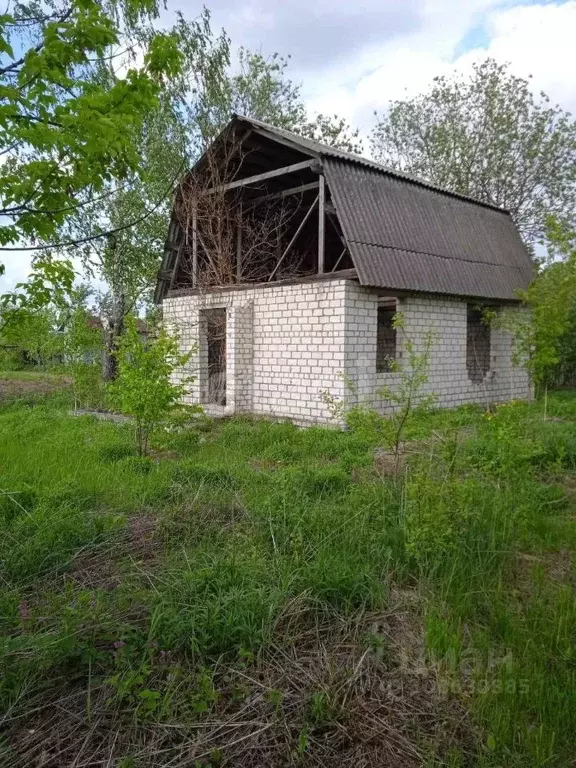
[0,372,575,767]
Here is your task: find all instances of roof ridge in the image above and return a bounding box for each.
[233,113,509,214]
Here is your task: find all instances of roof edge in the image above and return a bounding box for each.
[232,114,510,216]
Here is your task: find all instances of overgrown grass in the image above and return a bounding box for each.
[0,383,575,766]
[0,370,64,381]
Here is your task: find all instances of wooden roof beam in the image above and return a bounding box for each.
[246,181,320,209]
[268,194,319,282]
[204,159,319,195]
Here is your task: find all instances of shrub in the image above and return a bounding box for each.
[108,319,197,456]
[402,471,483,565]
[533,422,576,471]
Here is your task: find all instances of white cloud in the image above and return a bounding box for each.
[304,1,576,134]
[474,2,576,113]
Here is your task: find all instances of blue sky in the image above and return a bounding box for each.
[2,0,575,293]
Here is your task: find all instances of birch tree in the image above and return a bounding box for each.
[371,59,576,247]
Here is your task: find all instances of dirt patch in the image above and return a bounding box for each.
[148,448,180,462]
[516,549,575,591]
[373,430,475,479]
[373,439,433,478]
[67,545,124,591]
[0,374,70,399]
[250,458,286,471]
[70,408,131,423]
[67,511,163,591]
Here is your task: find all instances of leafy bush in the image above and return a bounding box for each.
[108,319,197,455]
[402,471,483,564]
[532,422,576,471]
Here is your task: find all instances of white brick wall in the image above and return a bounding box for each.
[164,278,532,425]
[163,280,348,424]
[342,283,532,412]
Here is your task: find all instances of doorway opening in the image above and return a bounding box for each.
[201,308,227,405]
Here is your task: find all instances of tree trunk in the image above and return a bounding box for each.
[102,334,118,382]
[101,294,126,382]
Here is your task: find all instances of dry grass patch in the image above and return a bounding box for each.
[2,596,475,768]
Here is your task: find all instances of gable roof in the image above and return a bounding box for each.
[235,116,534,301]
[236,114,505,211]
[157,116,533,303]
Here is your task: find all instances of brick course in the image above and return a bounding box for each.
[163,279,532,425]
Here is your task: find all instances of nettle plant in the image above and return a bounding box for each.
[323,313,436,478]
[109,318,196,456]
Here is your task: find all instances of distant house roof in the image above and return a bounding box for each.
[157,115,534,302]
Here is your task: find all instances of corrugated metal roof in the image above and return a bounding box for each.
[323,159,534,300]
[235,115,506,212]
[156,116,533,303]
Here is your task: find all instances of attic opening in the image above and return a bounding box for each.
[376,298,397,373]
[466,306,491,383]
[161,125,353,297]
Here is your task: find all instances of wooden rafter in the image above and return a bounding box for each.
[268,194,319,282]
[246,181,320,209]
[318,174,325,273]
[331,247,347,272]
[196,229,220,281]
[192,203,198,288]
[236,201,242,282]
[250,127,317,158]
[205,159,318,195]
[169,244,182,290]
[326,209,348,250]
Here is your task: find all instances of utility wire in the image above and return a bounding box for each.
[0,159,187,252]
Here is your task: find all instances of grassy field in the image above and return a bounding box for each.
[0,377,575,767]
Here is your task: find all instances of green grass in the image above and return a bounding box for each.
[0,382,575,766]
[0,370,64,381]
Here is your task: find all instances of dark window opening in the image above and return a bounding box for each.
[376,301,397,372]
[467,306,491,383]
[202,308,227,405]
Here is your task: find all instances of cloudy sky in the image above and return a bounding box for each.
[2,0,575,292]
[181,0,576,128]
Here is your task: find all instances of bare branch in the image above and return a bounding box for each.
[173,137,318,291]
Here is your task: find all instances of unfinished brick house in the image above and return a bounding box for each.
[155,115,534,424]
